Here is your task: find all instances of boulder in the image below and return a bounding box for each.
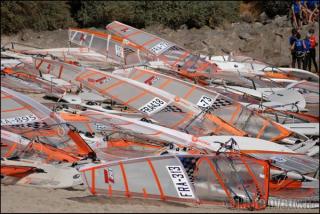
[259,12,271,25]
[273,15,290,28]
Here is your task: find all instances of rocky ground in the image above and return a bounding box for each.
[1,16,319,71]
[146,15,319,70]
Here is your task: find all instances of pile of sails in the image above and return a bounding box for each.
[1,21,319,210]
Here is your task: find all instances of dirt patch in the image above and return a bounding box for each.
[1,185,318,213]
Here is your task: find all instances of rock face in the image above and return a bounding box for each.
[145,17,319,70]
[1,17,319,71]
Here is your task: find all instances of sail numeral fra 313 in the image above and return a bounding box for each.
[166,166,195,199]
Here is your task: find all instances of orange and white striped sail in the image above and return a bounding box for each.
[1,87,95,158]
[68,28,151,65]
[80,153,270,210]
[2,65,67,94]
[58,111,203,160]
[1,74,47,94]
[16,47,107,65]
[113,67,293,142]
[1,129,80,163]
[58,110,298,153]
[58,110,320,176]
[32,57,244,136]
[1,129,31,158]
[106,21,219,80]
[59,110,198,148]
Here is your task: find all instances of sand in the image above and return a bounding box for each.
[1,184,318,213]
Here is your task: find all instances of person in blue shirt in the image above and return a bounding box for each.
[291,32,306,69]
[301,0,309,24]
[289,28,298,68]
[292,0,302,28]
[303,33,312,71]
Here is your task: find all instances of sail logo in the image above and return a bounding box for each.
[79,33,87,42]
[120,27,130,33]
[144,76,159,85]
[87,77,112,85]
[104,168,114,184]
[96,77,112,85]
[139,97,167,115]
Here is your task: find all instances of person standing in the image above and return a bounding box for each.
[301,0,309,24]
[308,28,319,73]
[291,32,306,69]
[303,33,311,70]
[292,0,303,29]
[289,28,298,68]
